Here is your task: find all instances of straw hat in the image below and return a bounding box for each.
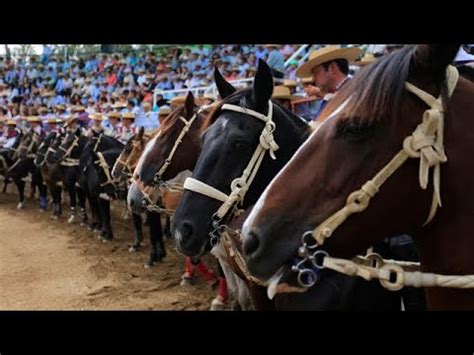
[63,115,78,128]
[302,77,314,85]
[107,111,121,119]
[272,86,299,101]
[74,105,86,112]
[7,119,16,126]
[158,106,172,116]
[122,112,135,120]
[39,107,49,114]
[171,96,187,107]
[47,117,62,124]
[296,45,362,78]
[89,113,106,121]
[112,102,127,109]
[283,79,297,87]
[56,104,66,111]
[355,52,376,66]
[27,116,41,123]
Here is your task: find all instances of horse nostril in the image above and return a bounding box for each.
[243,230,260,257]
[181,222,193,241]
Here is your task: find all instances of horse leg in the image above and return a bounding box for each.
[129,212,144,252]
[144,211,165,268]
[180,257,195,286]
[88,194,101,232]
[164,215,172,239]
[77,187,88,226]
[99,199,114,242]
[15,179,25,209]
[193,258,218,286]
[35,171,48,212]
[3,177,10,194]
[66,181,77,223]
[210,262,230,310]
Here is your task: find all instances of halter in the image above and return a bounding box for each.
[290,65,474,291]
[139,110,200,215]
[151,113,197,185]
[95,151,116,188]
[183,100,279,245]
[58,134,80,167]
[113,139,143,182]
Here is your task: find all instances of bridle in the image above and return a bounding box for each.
[58,133,80,167]
[288,65,474,292]
[182,100,279,246]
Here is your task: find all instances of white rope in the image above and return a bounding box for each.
[312,65,458,246]
[183,100,280,220]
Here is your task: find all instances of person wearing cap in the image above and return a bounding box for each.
[266,45,285,79]
[296,45,362,121]
[117,112,136,144]
[63,115,81,134]
[135,101,159,131]
[104,111,121,138]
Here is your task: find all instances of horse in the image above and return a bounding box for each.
[242,45,474,310]
[34,131,64,218]
[171,59,406,311]
[6,130,46,210]
[47,129,90,224]
[0,130,24,194]
[78,132,124,241]
[128,92,234,309]
[110,127,170,266]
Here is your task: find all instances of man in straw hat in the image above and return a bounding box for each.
[104,111,121,138]
[27,116,44,137]
[118,112,136,144]
[271,85,299,111]
[87,113,106,138]
[296,45,362,121]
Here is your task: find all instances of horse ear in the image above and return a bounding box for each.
[138,126,145,139]
[252,59,274,113]
[214,66,236,99]
[412,44,460,83]
[184,91,195,117]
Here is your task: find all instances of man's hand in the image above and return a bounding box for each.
[304,85,324,99]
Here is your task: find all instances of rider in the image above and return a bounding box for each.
[104,111,121,139]
[86,113,105,138]
[295,45,362,121]
[117,112,136,144]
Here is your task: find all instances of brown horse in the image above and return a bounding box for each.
[242,44,474,310]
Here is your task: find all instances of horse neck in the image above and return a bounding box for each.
[415,77,474,310]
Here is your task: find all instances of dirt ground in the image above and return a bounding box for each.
[0,189,217,310]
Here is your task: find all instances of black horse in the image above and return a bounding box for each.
[6,131,47,210]
[78,132,124,241]
[34,131,64,217]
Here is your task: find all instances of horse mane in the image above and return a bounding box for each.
[458,65,474,82]
[202,87,311,138]
[159,104,195,140]
[324,45,417,125]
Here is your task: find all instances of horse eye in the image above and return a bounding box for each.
[337,121,372,141]
[234,141,246,150]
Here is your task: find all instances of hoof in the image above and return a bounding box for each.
[67,216,75,223]
[210,297,229,311]
[39,208,46,213]
[100,237,112,243]
[93,229,101,234]
[129,245,140,253]
[180,274,193,286]
[17,202,24,209]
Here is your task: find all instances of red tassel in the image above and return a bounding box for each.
[218,277,228,302]
[195,261,217,282]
